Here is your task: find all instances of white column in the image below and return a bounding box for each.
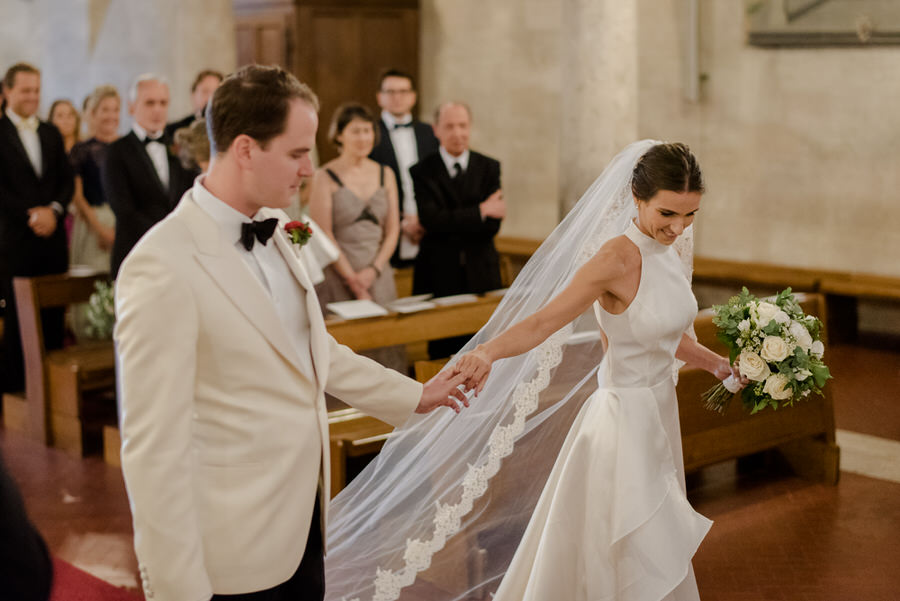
[558,0,639,214]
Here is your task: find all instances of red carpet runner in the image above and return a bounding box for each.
[49,558,143,601]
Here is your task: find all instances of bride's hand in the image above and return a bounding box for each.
[454,345,493,395]
[713,357,749,389]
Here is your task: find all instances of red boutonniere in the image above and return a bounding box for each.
[285,220,313,247]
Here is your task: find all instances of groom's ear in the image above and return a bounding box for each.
[230,134,256,168]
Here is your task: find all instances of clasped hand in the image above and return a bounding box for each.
[27,206,57,238]
[452,345,493,395]
[417,369,472,414]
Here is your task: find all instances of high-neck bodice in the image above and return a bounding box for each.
[594,221,697,388]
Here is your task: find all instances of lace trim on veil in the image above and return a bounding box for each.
[346,183,635,601]
[353,324,571,601]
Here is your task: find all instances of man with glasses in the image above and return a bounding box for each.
[369,69,438,268]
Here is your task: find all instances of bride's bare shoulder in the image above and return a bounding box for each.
[584,235,640,281]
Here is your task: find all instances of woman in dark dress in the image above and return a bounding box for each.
[68,85,119,272]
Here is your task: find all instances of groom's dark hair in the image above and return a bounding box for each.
[206,64,319,155]
[631,142,704,201]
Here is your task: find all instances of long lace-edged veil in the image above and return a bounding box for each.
[324,139,693,601]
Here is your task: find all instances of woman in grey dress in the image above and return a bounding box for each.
[309,102,406,372]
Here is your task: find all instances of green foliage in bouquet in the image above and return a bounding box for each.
[703,287,832,414]
[85,280,116,340]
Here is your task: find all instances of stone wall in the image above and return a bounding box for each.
[420,0,900,276]
[0,0,236,134]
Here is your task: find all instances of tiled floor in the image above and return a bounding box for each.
[1,340,898,599]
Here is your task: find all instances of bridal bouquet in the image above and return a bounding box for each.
[85,280,116,340]
[702,287,831,414]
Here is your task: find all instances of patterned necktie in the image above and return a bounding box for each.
[16,116,39,132]
[240,218,279,251]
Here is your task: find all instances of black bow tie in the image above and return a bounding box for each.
[393,121,413,129]
[240,218,279,251]
[142,135,164,145]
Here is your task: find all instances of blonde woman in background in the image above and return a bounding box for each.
[174,118,211,173]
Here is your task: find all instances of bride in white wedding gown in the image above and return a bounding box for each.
[324,141,744,601]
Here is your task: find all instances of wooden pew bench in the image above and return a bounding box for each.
[2,273,117,456]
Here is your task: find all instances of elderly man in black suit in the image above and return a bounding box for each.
[410,101,505,359]
[0,62,74,393]
[104,74,192,278]
[369,69,438,268]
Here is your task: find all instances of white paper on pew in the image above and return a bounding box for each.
[391,293,434,305]
[326,299,390,320]
[431,293,480,306]
[389,301,437,314]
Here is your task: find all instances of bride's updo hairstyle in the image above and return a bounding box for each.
[631,142,704,201]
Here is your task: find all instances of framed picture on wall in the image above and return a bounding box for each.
[746,0,900,47]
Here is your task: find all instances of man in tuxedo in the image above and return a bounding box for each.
[411,102,505,358]
[369,69,438,268]
[164,69,223,139]
[115,65,469,601]
[0,63,74,393]
[104,74,192,278]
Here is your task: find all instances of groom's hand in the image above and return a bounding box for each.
[416,370,470,414]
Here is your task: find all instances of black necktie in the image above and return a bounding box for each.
[240,218,279,251]
[142,135,164,146]
[393,121,413,130]
[452,162,463,178]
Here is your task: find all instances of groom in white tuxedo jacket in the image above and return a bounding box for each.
[115,65,469,601]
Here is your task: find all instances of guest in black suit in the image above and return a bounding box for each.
[163,69,223,140]
[369,69,438,268]
[411,101,506,358]
[104,74,191,278]
[0,63,74,393]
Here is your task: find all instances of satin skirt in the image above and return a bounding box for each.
[492,377,712,601]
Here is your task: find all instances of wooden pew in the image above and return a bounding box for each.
[2,273,117,455]
[326,294,502,352]
[676,292,839,484]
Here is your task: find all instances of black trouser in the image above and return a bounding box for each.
[212,498,325,601]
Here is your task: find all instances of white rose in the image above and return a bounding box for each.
[738,351,771,382]
[795,368,812,382]
[763,373,793,401]
[774,310,790,325]
[738,319,751,332]
[756,301,780,326]
[810,340,825,358]
[760,336,791,362]
[789,321,813,351]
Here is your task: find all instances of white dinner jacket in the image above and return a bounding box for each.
[115,190,422,601]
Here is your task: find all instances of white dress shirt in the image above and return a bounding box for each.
[193,178,315,378]
[6,107,42,176]
[382,110,421,260]
[439,146,470,177]
[132,123,170,189]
